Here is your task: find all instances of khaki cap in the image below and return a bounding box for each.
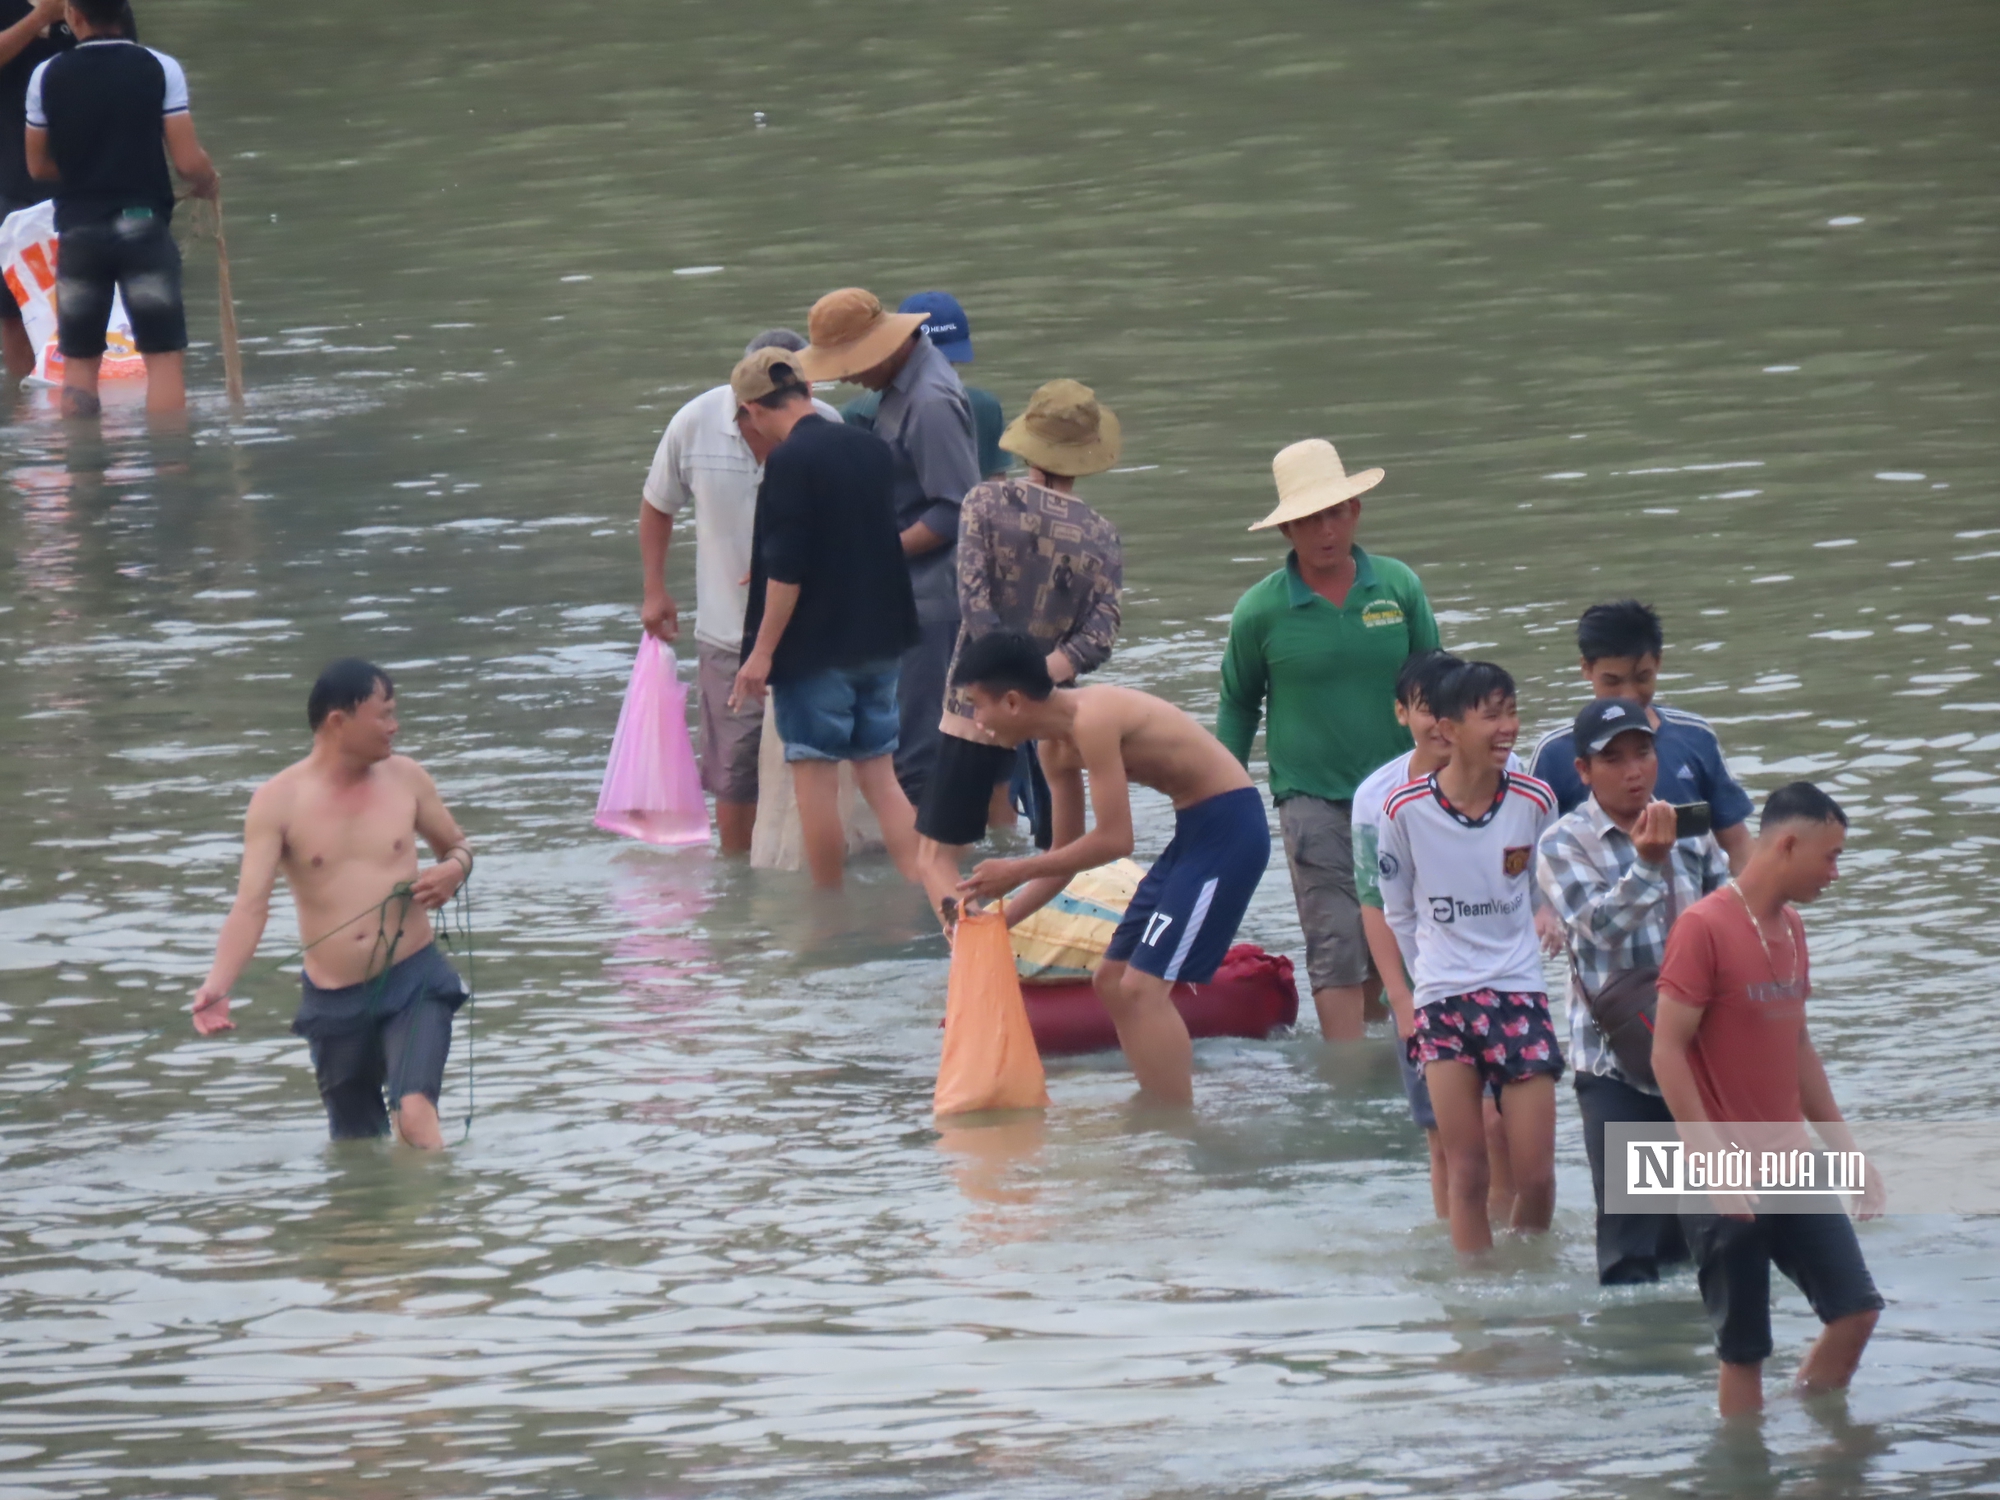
[797,287,927,382]
[729,346,812,406]
[1000,379,1122,478]
[1248,439,1385,531]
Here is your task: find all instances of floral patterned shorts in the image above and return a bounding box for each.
[1406,989,1565,1091]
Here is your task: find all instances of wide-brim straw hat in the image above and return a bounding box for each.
[1000,378,1122,477]
[1248,438,1385,531]
[797,287,927,382]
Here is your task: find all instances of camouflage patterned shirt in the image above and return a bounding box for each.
[942,478,1124,733]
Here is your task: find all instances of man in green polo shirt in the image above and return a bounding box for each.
[1218,439,1439,1041]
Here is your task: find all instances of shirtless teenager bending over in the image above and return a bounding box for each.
[953,631,1271,1107]
[191,659,473,1149]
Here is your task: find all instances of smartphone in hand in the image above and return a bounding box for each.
[1673,800,1713,839]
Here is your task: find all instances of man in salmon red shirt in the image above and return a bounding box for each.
[1653,781,1884,1419]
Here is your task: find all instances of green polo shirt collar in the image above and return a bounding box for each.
[1284,546,1379,607]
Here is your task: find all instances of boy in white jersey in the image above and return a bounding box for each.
[1377,661,1562,1255]
[1355,649,1521,1222]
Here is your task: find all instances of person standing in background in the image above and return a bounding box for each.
[0,0,70,384]
[915,378,1124,919]
[842,291,1009,482]
[799,287,981,810]
[23,0,217,416]
[1529,599,1754,872]
[728,346,923,890]
[1218,439,1439,1041]
[638,328,841,854]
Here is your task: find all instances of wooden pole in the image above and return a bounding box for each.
[212,190,244,409]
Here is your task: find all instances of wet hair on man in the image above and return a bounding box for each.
[1429,660,1516,721]
[1759,779,1847,832]
[951,629,1054,701]
[1577,599,1665,664]
[307,658,394,731]
[1395,648,1462,710]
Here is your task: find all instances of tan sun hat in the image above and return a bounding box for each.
[1248,439,1385,531]
[728,346,811,406]
[797,287,927,382]
[1000,379,1122,477]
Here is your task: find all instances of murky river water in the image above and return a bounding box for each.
[2,2,1997,1495]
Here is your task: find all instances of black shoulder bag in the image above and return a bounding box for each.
[1565,859,1679,1091]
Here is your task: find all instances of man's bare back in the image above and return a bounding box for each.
[950,634,1272,1107]
[1036,684,1252,811]
[956,678,1252,910]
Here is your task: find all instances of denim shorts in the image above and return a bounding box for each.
[57,213,187,358]
[772,661,901,764]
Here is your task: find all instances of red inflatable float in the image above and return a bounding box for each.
[1021,945,1299,1057]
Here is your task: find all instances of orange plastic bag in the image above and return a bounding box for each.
[934,908,1050,1118]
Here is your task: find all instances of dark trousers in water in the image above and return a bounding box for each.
[895,616,958,806]
[1576,1071,1689,1285]
[292,943,466,1140]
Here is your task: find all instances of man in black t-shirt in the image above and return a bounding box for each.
[24,0,216,416]
[726,347,925,891]
[0,0,69,382]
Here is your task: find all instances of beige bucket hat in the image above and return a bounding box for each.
[1248,438,1385,531]
[728,346,810,406]
[1000,379,1122,477]
[797,288,927,382]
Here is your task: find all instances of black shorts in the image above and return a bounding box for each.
[914,734,1015,846]
[1681,1208,1884,1366]
[56,213,186,359]
[291,944,467,1141]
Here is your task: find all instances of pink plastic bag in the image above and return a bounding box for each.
[594,635,712,847]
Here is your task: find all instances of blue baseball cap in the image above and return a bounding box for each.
[897,291,974,363]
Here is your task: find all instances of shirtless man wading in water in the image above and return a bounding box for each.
[952,631,1271,1107]
[191,659,473,1149]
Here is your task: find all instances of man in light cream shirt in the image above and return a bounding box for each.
[638,329,839,852]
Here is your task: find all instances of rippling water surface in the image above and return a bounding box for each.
[2,1,1997,1495]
